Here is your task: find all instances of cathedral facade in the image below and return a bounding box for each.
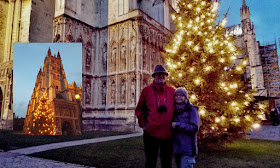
[0,0,22,129]
[23,48,82,135]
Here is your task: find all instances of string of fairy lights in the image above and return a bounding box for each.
[164,0,265,131]
[27,92,57,135]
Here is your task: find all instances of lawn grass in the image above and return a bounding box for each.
[0,130,130,151]
[196,138,280,168]
[31,136,145,168]
[30,136,280,168]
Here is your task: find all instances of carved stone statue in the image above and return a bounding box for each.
[131,78,136,104]
[143,44,147,69]
[101,82,106,105]
[111,80,116,104]
[65,25,73,42]
[86,48,91,66]
[121,45,126,71]
[130,39,136,70]
[111,46,117,71]
[120,80,126,104]
[85,82,91,104]
[102,43,107,71]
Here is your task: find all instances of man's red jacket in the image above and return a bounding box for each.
[135,82,175,139]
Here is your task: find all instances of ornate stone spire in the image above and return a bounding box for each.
[47,47,52,56]
[57,51,61,59]
[240,0,250,22]
[242,0,247,7]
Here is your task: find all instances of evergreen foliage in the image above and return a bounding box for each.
[164,0,266,146]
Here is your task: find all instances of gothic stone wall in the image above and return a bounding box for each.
[83,15,168,132]
[53,10,169,132]
[29,0,55,42]
[0,1,13,130]
[0,62,13,130]
[0,1,8,62]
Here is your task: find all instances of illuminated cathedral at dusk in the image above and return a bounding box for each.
[23,48,82,135]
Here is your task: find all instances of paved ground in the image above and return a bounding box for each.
[248,124,280,141]
[0,132,142,168]
[8,132,142,155]
[0,152,94,168]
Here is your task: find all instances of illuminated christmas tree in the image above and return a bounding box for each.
[164,0,266,146]
[27,92,57,135]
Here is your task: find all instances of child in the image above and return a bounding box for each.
[172,87,200,168]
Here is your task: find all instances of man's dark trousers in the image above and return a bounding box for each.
[143,131,173,168]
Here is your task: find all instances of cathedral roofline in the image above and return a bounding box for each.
[54,14,100,30]
[54,9,172,35]
[225,24,241,29]
[106,9,172,35]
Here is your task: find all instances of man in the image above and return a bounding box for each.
[135,65,175,168]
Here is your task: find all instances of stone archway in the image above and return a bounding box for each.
[62,121,73,135]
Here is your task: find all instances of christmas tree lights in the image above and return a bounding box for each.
[27,92,57,135]
[164,0,266,145]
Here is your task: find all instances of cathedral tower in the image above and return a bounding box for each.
[240,0,267,96]
[240,0,251,33]
[23,48,82,135]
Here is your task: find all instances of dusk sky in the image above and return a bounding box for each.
[218,0,280,54]
[13,43,82,118]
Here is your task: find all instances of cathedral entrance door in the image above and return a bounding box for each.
[62,121,73,135]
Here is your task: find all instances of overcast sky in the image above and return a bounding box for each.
[13,43,82,118]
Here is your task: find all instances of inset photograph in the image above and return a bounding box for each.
[13,43,82,135]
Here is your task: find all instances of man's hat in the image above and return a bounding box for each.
[152,65,169,77]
